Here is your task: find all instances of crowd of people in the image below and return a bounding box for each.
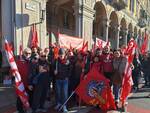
[14,44,150,113]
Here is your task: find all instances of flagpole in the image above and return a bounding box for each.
[58,91,75,111]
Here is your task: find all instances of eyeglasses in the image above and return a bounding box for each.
[26,52,31,55]
[41,55,46,58]
[33,57,38,60]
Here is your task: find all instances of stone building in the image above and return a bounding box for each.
[0,0,150,66]
[46,0,150,49]
[0,0,48,66]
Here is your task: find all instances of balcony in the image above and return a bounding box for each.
[138,9,148,28]
[138,18,147,28]
[108,0,127,10]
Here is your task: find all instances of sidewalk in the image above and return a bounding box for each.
[0,85,149,113]
[0,85,127,113]
[0,85,16,113]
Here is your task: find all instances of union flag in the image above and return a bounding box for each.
[75,66,116,110]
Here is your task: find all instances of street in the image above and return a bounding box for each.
[0,85,150,113]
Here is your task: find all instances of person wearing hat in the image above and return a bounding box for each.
[54,48,71,113]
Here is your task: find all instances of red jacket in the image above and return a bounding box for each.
[101,53,113,73]
[16,59,30,88]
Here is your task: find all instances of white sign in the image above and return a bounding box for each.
[25,2,37,12]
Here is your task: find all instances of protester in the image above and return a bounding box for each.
[31,51,50,113]
[132,54,142,91]
[44,47,50,56]
[141,53,150,87]
[83,51,91,75]
[16,48,31,113]
[31,46,38,60]
[69,52,83,103]
[28,53,39,105]
[54,48,71,113]
[112,49,127,109]
[101,46,113,83]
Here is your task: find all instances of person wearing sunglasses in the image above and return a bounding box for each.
[16,48,32,113]
[31,52,49,113]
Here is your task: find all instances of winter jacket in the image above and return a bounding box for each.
[55,58,71,80]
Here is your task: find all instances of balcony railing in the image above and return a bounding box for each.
[138,9,148,28]
[138,18,147,28]
[108,0,127,10]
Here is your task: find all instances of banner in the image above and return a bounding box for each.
[75,66,116,110]
[59,34,84,49]
[95,38,107,49]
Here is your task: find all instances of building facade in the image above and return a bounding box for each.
[0,0,150,66]
[0,0,48,66]
[47,0,150,49]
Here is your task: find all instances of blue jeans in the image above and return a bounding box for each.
[113,84,120,102]
[55,79,68,105]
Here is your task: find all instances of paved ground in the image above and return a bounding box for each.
[127,87,150,113]
[0,85,150,113]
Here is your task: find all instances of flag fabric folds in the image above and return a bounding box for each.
[19,41,23,59]
[31,24,39,48]
[120,64,133,104]
[120,38,136,105]
[141,33,148,55]
[125,38,137,64]
[81,41,88,53]
[58,33,84,49]
[4,39,30,109]
[75,66,116,111]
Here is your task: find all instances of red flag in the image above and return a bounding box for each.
[125,38,137,64]
[120,39,136,105]
[54,46,59,59]
[31,24,38,48]
[4,39,30,109]
[120,63,133,105]
[75,66,116,110]
[19,41,23,59]
[69,43,74,56]
[98,40,103,49]
[141,34,148,55]
[81,41,88,53]
[106,41,111,48]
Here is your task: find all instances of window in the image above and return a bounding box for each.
[131,0,134,13]
[129,0,134,13]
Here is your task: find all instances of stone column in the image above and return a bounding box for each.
[74,4,82,38]
[123,29,128,46]
[115,25,120,49]
[110,24,120,49]
[102,18,110,41]
[1,0,14,67]
[74,2,95,49]
[1,0,13,42]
